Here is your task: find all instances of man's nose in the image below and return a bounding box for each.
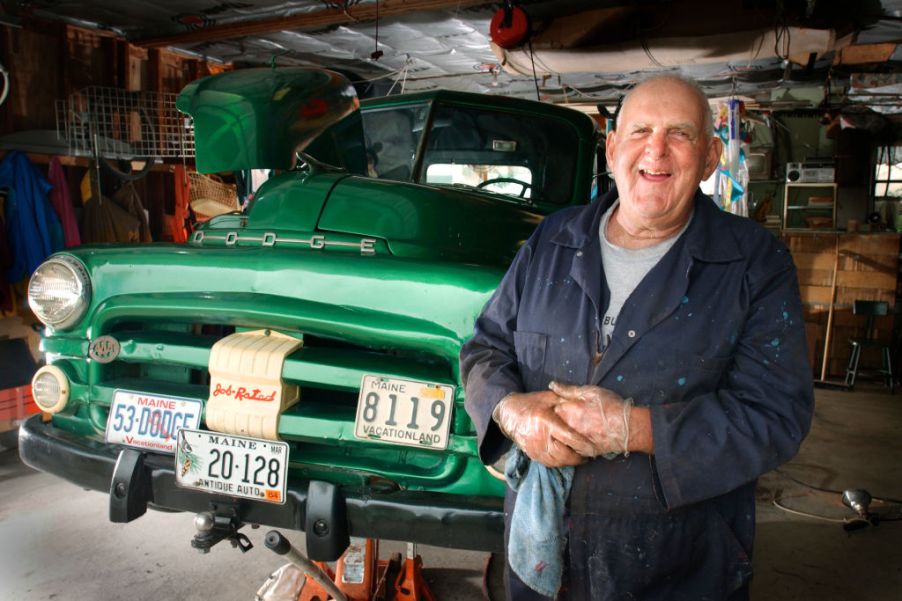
[644,131,668,158]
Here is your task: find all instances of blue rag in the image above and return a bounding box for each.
[505,449,574,598]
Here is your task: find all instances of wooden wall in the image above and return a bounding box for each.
[784,232,900,379]
[1,19,230,242]
[1,19,228,135]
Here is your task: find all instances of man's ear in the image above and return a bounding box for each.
[702,136,722,180]
[605,129,618,166]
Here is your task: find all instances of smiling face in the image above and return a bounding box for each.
[605,77,721,237]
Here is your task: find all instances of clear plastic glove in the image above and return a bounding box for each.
[550,381,633,459]
[494,390,597,468]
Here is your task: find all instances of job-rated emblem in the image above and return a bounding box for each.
[89,335,120,364]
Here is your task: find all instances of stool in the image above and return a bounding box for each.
[844,300,894,392]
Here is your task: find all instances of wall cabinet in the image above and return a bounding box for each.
[783,183,837,230]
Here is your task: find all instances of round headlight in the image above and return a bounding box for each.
[32,365,70,414]
[28,255,91,330]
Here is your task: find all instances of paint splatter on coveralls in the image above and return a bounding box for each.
[460,189,815,600]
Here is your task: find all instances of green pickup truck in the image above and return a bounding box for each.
[19,68,599,557]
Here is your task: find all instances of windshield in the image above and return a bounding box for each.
[359,100,580,205]
[420,103,578,204]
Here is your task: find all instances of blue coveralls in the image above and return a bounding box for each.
[460,189,814,600]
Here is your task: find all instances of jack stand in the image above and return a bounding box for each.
[264,531,435,601]
[393,543,435,601]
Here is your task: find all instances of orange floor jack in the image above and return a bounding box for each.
[265,530,435,601]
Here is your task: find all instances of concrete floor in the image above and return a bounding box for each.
[1,385,900,601]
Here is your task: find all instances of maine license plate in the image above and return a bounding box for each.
[105,390,202,454]
[354,375,454,450]
[175,429,288,504]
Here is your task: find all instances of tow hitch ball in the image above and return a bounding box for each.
[191,510,253,553]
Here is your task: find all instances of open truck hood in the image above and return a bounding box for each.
[177,67,364,173]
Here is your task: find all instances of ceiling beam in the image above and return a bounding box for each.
[135,0,495,49]
[833,43,897,66]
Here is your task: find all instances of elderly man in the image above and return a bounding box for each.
[460,75,814,600]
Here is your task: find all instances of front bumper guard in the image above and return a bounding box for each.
[18,415,504,554]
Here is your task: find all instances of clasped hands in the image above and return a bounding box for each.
[494,381,632,468]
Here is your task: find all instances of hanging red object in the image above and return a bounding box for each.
[489,5,529,49]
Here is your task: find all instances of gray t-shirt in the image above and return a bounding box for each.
[599,202,691,349]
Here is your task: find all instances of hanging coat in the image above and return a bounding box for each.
[0,151,63,280]
[461,189,814,600]
[170,164,190,243]
[80,192,142,244]
[0,192,13,313]
[112,182,152,243]
[47,157,81,248]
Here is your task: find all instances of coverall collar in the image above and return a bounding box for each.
[550,188,745,265]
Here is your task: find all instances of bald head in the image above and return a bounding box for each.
[616,75,714,138]
[604,73,723,247]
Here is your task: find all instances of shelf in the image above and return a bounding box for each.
[783,183,837,230]
[0,150,178,172]
[781,228,839,232]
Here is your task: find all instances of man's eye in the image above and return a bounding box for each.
[631,128,650,136]
[671,130,692,139]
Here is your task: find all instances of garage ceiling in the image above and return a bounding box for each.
[6,0,902,116]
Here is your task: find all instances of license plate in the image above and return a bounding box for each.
[175,429,289,504]
[354,375,454,450]
[105,390,202,454]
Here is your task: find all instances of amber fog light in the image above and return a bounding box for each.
[32,365,70,414]
[28,255,92,330]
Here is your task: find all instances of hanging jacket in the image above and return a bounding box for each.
[0,151,63,280]
[80,192,142,244]
[113,182,152,243]
[170,165,190,243]
[47,157,81,247]
[0,192,13,313]
[461,189,814,601]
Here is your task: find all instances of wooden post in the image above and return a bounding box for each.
[819,234,840,381]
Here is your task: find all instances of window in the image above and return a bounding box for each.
[425,164,533,198]
[360,104,430,181]
[874,145,902,199]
